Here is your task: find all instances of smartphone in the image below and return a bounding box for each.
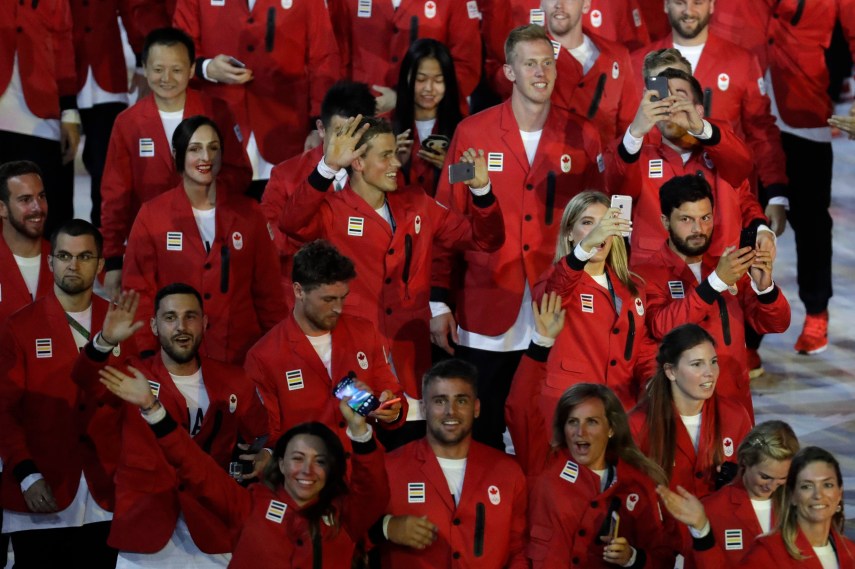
[227,56,246,68]
[333,373,380,417]
[645,75,669,101]
[610,194,632,237]
[608,511,621,540]
[739,226,757,250]
[423,134,450,154]
[448,162,476,184]
[377,397,402,411]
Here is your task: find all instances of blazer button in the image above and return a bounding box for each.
[178,484,186,491]
[452,552,461,560]
[523,244,530,251]
[524,214,532,221]
[204,263,212,269]
[526,184,534,191]
[386,308,393,315]
[339,421,346,428]
[248,17,254,23]
[578,528,586,537]
[84,26,92,32]
[572,557,580,565]
[78,404,86,411]
[391,56,399,63]
[296,539,303,546]
[388,248,395,255]
[695,471,704,479]
[590,501,598,508]
[204,293,212,300]
[609,359,617,366]
[16,27,23,33]
[247,45,255,52]
[384,277,392,284]
[613,328,619,334]
[453,518,461,525]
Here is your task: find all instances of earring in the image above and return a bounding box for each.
[837,504,843,513]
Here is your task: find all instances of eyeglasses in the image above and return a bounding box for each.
[52,252,100,263]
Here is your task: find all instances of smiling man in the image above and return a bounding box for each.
[71,282,268,568]
[372,359,528,569]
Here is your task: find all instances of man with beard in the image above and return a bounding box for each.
[245,239,407,450]
[0,161,54,323]
[0,220,135,567]
[631,0,789,237]
[71,282,268,568]
[604,67,770,266]
[541,0,639,144]
[370,358,527,569]
[634,175,790,420]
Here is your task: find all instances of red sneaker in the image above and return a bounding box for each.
[794,311,829,355]
[747,349,764,379]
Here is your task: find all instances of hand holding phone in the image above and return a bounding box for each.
[739,226,757,250]
[333,373,380,416]
[448,162,475,184]
[645,76,669,101]
[610,195,632,237]
[423,134,450,154]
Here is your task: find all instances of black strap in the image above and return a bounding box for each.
[703,87,712,117]
[65,313,91,341]
[790,0,805,25]
[586,73,607,120]
[312,525,323,569]
[715,296,731,345]
[545,171,556,225]
[474,502,485,557]
[220,245,230,293]
[604,271,618,312]
[402,234,413,285]
[410,16,419,45]
[265,8,276,52]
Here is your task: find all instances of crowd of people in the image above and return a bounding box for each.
[2,0,855,567]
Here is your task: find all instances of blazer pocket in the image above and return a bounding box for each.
[526,523,555,561]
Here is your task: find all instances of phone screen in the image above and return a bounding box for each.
[333,375,380,416]
[645,76,669,101]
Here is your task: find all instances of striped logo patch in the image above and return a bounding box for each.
[529,8,545,25]
[668,280,685,299]
[724,529,743,550]
[139,138,154,157]
[347,217,364,237]
[148,380,161,398]
[286,369,304,391]
[166,232,183,251]
[357,0,371,17]
[648,159,664,178]
[580,294,594,313]
[35,338,52,358]
[559,460,579,483]
[487,152,503,172]
[265,500,288,523]
[408,482,426,503]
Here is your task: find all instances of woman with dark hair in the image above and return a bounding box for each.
[393,38,463,196]
[629,323,752,500]
[506,293,678,568]
[97,364,390,568]
[658,420,800,567]
[123,115,287,364]
[533,191,657,419]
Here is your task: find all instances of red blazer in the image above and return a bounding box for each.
[328,0,482,101]
[635,242,791,418]
[153,413,389,568]
[528,452,678,569]
[71,345,268,553]
[712,0,855,128]
[631,33,788,191]
[101,89,251,263]
[123,183,287,364]
[381,437,528,569]
[0,294,134,513]
[629,396,752,500]
[245,313,407,446]
[604,119,763,266]
[731,529,855,569]
[280,178,504,398]
[261,144,323,294]
[1,0,76,119]
[582,0,651,52]
[69,0,140,95]
[550,32,640,145]
[533,254,658,417]
[0,239,53,324]
[434,99,604,336]
[689,479,774,568]
[173,0,340,164]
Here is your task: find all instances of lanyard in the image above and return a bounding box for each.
[385,201,396,234]
[65,312,90,341]
[604,270,617,312]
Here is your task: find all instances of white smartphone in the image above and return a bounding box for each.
[610,194,632,237]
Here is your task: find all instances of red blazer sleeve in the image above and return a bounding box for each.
[701,120,754,189]
[247,204,288,333]
[261,165,293,257]
[505,347,552,477]
[734,179,767,228]
[71,344,125,409]
[341,439,390,540]
[101,118,137,261]
[740,55,788,189]
[278,173,330,243]
[637,266,719,340]
[122,207,160,356]
[53,0,77,104]
[445,0,483,100]
[326,0,352,79]
[172,0,204,58]
[307,0,340,118]
[212,98,253,194]
[365,326,408,430]
[244,345,282,442]
[581,118,606,191]
[0,324,35,477]
[535,254,587,300]
[120,0,170,55]
[236,378,271,443]
[603,136,644,201]
[507,471,530,569]
[737,280,791,335]
[430,191,505,253]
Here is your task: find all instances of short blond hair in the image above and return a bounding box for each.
[504,24,552,65]
[642,48,692,78]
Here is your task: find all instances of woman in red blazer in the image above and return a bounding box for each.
[657,420,800,568]
[98,365,390,568]
[392,39,463,197]
[535,191,657,418]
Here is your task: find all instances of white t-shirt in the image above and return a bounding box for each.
[307,333,333,377]
[14,254,41,298]
[750,498,773,534]
[813,542,839,569]
[415,118,436,143]
[159,109,184,150]
[436,457,467,505]
[519,129,543,166]
[673,42,705,75]
[192,207,217,252]
[67,306,93,350]
[170,369,209,437]
[680,413,702,452]
[375,201,394,229]
[688,261,703,283]
[568,35,600,75]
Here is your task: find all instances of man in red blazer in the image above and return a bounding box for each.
[327,0,481,114]
[604,67,770,266]
[432,24,604,450]
[371,359,528,569]
[174,0,339,184]
[1,0,79,236]
[634,175,791,420]
[0,162,54,324]
[72,282,268,567]
[100,27,251,298]
[245,240,407,450]
[0,220,136,567]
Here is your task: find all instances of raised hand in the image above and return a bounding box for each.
[324,114,371,171]
[532,291,566,340]
[656,484,709,531]
[386,515,439,549]
[714,245,754,286]
[579,207,632,254]
[98,365,157,408]
[629,90,674,138]
[101,290,144,345]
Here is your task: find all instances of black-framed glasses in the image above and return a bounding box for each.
[51,252,100,263]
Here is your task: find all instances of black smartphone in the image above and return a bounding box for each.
[423,134,450,154]
[227,56,246,68]
[645,76,669,101]
[448,162,475,184]
[333,373,380,417]
[739,226,757,250]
